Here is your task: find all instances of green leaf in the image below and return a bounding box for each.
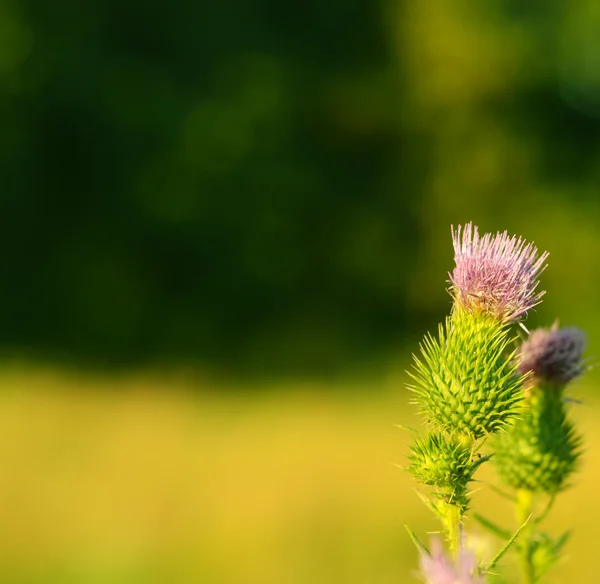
[487,482,516,502]
[485,514,531,571]
[553,530,571,553]
[530,530,572,580]
[471,453,493,472]
[414,489,438,516]
[402,520,430,556]
[395,423,420,436]
[472,513,511,540]
[533,493,556,526]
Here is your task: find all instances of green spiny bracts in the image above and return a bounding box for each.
[407,431,490,552]
[408,307,525,439]
[408,431,488,493]
[493,388,581,494]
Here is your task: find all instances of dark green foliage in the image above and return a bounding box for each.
[0,0,416,372]
[408,309,524,439]
[2,2,599,374]
[493,389,581,493]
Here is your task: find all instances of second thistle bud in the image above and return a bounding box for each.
[494,389,581,493]
[517,323,586,389]
[494,325,585,494]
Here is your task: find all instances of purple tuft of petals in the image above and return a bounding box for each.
[518,323,587,387]
[450,223,548,321]
[420,538,486,584]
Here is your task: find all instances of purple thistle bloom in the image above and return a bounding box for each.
[518,323,587,387]
[420,538,486,584]
[450,223,549,321]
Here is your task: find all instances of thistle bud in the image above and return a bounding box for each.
[409,225,547,439]
[517,324,586,388]
[493,389,581,493]
[409,310,523,439]
[493,324,586,493]
[408,432,487,510]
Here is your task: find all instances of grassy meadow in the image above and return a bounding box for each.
[0,363,597,583]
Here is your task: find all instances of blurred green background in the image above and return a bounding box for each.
[2,0,600,581]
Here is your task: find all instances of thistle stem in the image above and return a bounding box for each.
[438,499,463,558]
[516,488,535,584]
[448,504,462,558]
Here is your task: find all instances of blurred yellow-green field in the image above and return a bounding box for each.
[0,364,597,583]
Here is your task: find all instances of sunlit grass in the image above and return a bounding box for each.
[0,364,596,583]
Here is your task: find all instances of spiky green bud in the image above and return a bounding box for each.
[408,431,487,491]
[408,308,524,439]
[407,431,489,545]
[494,324,586,494]
[493,389,581,493]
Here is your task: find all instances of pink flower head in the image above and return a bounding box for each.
[518,323,586,387]
[450,223,548,321]
[420,538,486,584]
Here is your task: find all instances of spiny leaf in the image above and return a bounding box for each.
[484,514,531,572]
[533,493,556,526]
[401,520,430,556]
[487,482,516,502]
[414,489,438,517]
[396,423,420,436]
[472,513,511,540]
[552,530,571,554]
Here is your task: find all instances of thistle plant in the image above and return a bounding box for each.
[491,323,587,583]
[403,223,549,581]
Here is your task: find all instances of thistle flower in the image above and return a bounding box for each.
[450,223,548,322]
[420,537,486,584]
[517,324,586,387]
